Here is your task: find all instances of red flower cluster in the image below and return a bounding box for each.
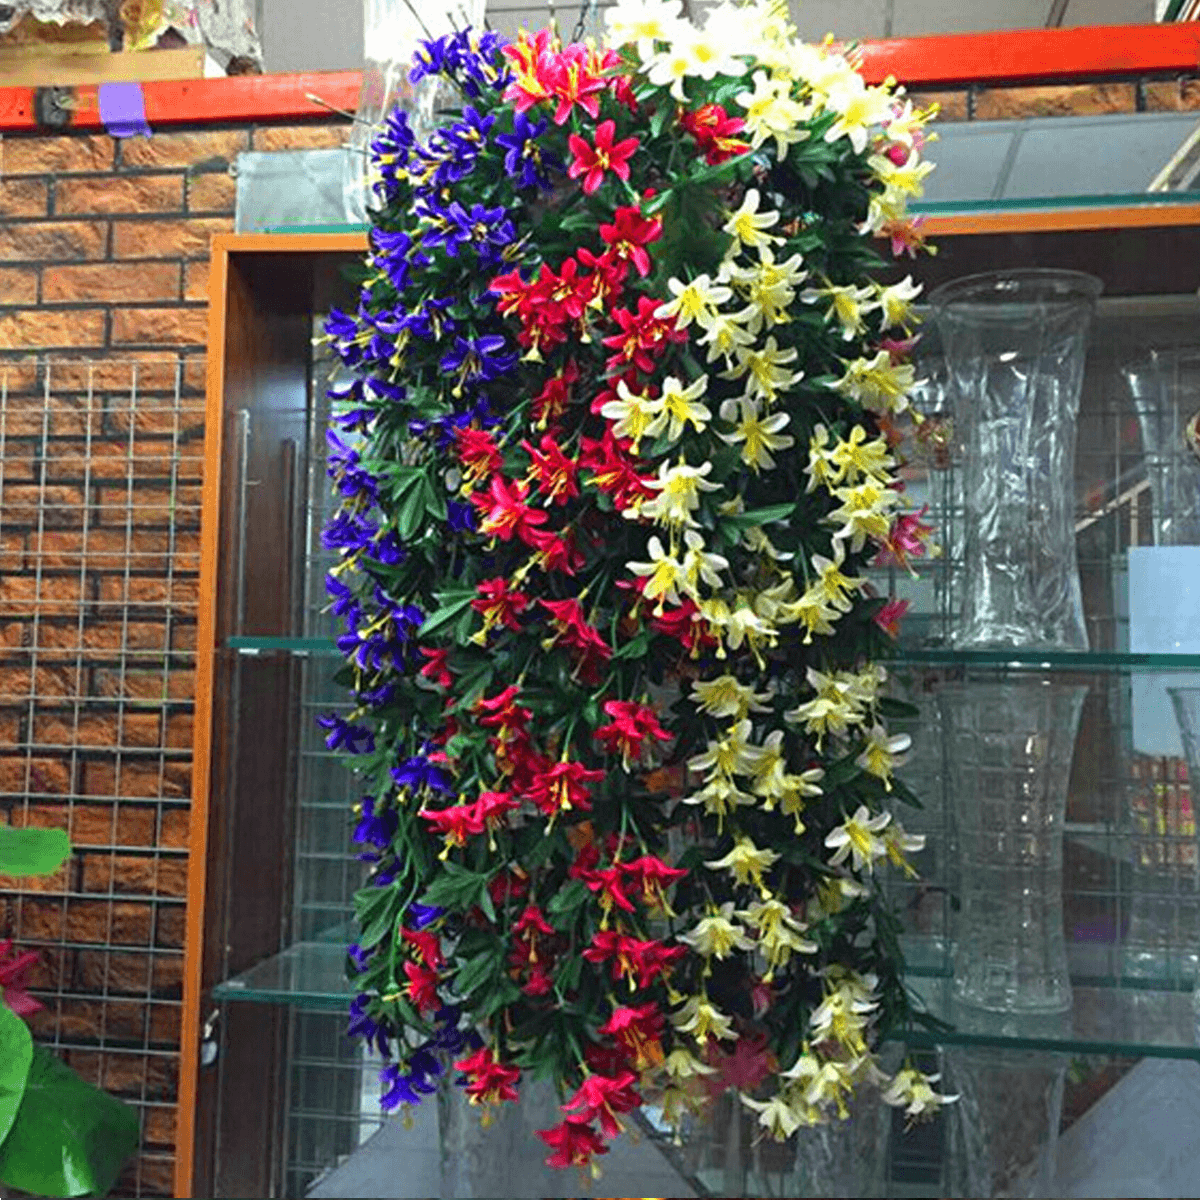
[502,30,625,126]
[680,103,750,164]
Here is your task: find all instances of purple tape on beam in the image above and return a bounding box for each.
[97,82,152,139]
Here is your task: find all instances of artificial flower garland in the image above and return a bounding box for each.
[321,0,947,1169]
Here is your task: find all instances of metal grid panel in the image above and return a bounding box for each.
[0,356,204,1200]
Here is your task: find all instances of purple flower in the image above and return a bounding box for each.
[371,227,416,292]
[407,901,445,929]
[348,993,391,1058]
[446,500,476,533]
[370,107,415,202]
[347,943,374,972]
[326,431,379,506]
[317,713,375,755]
[367,528,406,566]
[496,111,561,191]
[379,1051,440,1111]
[439,334,519,388]
[322,509,379,554]
[324,309,363,367]
[325,573,362,628]
[353,796,398,850]
[392,752,453,796]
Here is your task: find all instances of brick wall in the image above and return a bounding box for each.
[0,114,347,1199]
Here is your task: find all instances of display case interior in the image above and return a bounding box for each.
[191,208,1200,1196]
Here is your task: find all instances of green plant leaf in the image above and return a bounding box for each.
[0,1003,32,1148]
[421,589,477,639]
[0,827,70,877]
[0,1044,139,1198]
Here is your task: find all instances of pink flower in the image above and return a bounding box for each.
[567,121,639,196]
[873,597,910,639]
[0,939,41,1018]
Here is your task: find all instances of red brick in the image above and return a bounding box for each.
[111,216,231,259]
[182,258,210,302]
[0,571,84,616]
[0,308,106,350]
[907,89,968,123]
[33,530,176,571]
[0,754,73,795]
[143,1106,176,1148]
[82,759,190,800]
[148,1004,181,1044]
[110,306,207,346]
[0,667,76,705]
[252,123,350,152]
[0,534,26,573]
[159,808,190,849]
[0,356,39,391]
[973,82,1138,120]
[120,129,249,170]
[81,853,188,897]
[17,898,65,941]
[0,220,107,263]
[56,175,184,216]
[0,862,70,894]
[64,899,154,944]
[75,950,146,995]
[0,135,116,175]
[97,577,199,608]
[0,179,48,218]
[186,172,235,212]
[94,668,194,702]
[42,262,180,304]
[137,1153,176,1195]
[32,713,119,747]
[164,712,193,749]
[0,266,39,305]
[155,906,185,949]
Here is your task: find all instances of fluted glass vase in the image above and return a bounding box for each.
[342,0,485,225]
[1122,349,1200,547]
[940,680,1086,1013]
[931,270,1101,651]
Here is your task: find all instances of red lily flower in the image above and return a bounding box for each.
[420,802,485,850]
[454,426,503,489]
[402,960,441,1014]
[567,120,640,196]
[487,866,530,909]
[522,435,579,506]
[0,939,40,1018]
[624,854,687,911]
[455,1046,522,1106]
[580,864,637,920]
[599,206,662,278]
[583,931,685,989]
[475,684,530,730]
[500,28,556,114]
[562,1070,642,1139]
[680,103,750,164]
[417,647,453,689]
[522,966,554,996]
[525,526,586,576]
[530,360,580,431]
[594,699,671,770]
[474,789,519,837]
[471,475,549,544]
[537,1115,609,1169]
[873,597,910,639]
[578,429,655,512]
[471,577,530,637]
[400,926,444,969]
[542,43,620,125]
[600,1003,665,1070]
[525,758,605,817]
[601,295,686,374]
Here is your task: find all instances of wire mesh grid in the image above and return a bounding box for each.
[0,354,204,1199]
[878,296,1200,1008]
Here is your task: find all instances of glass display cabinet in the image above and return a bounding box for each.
[178,198,1200,1197]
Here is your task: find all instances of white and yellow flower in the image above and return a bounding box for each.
[823,73,895,153]
[718,396,794,470]
[706,835,779,892]
[828,424,895,484]
[639,458,721,531]
[801,280,878,340]
[855,724,912,789]
[605,0,688,58]
[626,535,687,612]
[600,379,663,453]
[657,273,733,329]
[742,1093,804,1141]
[691,674,773,720]
[679,902,755,959]
[736,71,811,159]
[722,188,782,254]
[724,336,802,403]
[876,275,923,332]
[825,804,892,873]
[673,993,736,1042]
[832,349,917,414]
[652,374,712,442]
[881,1069,957,1122]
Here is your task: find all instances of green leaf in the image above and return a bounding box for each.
[0,1003,32,1148]
[719,503,797,532]
[0,827,70,877]
[0,1044,139,1198]
[421,589,477,639]
[454,947,502,998]
[547,878,589,916]
[613,629,651,660]
[877,697,920,720]
[396,477,428,540]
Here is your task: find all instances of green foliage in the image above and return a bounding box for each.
[0,827,70,876]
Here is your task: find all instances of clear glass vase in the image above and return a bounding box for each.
[435,1076,891,1197]
[940,679,1087,1013]
[342,0,485,225]
[1122,349,1200,547]
[930,270,1101,651]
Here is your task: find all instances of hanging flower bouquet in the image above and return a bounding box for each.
[321,0,946,1169]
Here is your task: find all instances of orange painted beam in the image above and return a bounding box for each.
[2,23,1200,134]
[857,23,1200,88]
[0,69,360,133]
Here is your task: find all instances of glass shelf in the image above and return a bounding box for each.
[225,634,1200,672]
[213,939,1200,1061]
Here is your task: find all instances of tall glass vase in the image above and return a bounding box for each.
[342,0,485,226]
[931,270,1101,651]
[939,680,1086,1013]
[1122,349,1200,548]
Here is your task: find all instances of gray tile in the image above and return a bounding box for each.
[890,0,1053,34]
[786,0,889,41]
[1059,0,1155,23]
